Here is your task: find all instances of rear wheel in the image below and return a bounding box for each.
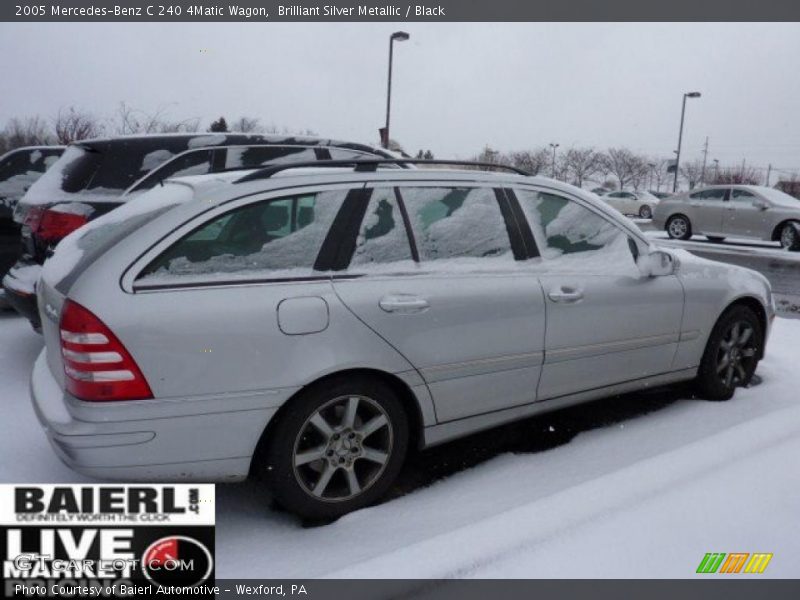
[695,306,763,401]
[779,222,800,251]
[263,377,408,520]
[638,204,653,219]
[666,215,692,240]
[706,236,726,243]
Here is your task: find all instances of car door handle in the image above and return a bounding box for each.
[379,295,430,313]
[548,287,584,303]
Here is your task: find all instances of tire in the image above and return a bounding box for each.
[262,377,409,520]
[706,236,726,243]
[695,305,763,401]
[638,205,653,219]
[666,215,692,240]
[778,221,800,251]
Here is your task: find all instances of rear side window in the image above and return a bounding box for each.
[128,150,214,192]
[731,189,756,201]
[0,148,62,205]
[349,188,413,270]
[515,188,633,264]
[690,189,727,201]
[400,187,513,263]
[224,146,318,169]
[137,189,350,284]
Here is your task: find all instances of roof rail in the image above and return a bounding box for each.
[234,158,531,184]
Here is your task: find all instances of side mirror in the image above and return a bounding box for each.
[752,198,770,210]
[637,249,677,277]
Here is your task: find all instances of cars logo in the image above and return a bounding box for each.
[142,535,214,587]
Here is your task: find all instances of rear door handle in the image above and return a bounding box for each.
[548,287,584,303]
[379,294,430,313]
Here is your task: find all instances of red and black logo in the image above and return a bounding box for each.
[142,535,214,587]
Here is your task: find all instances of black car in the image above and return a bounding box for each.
[0,145,64,308]
[2,133,398,328]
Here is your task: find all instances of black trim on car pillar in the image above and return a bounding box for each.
[315,187,372,272]
[315,148,332,160]
[502,188,541,259]
[210,147,227,172]
[393,187,420,263]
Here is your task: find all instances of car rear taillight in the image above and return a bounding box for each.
[35,208,89,244]
[59,300,153,402]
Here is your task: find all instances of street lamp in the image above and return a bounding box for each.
[383,31,410,149]
[549,143,559,178]
[672,91,701,192]
[713,158,720,182]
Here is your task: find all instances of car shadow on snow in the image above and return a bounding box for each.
[217,382,704,527]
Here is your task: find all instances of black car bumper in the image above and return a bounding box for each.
[2,261,42,331]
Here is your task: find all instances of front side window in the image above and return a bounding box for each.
[224,146,317,169]
[515,188,635,268]
[731,189,756,202]
[400,186,513,264]
[349,188,413,270]
[137,189,349,284]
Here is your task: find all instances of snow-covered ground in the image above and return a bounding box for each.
[0,312,798,578]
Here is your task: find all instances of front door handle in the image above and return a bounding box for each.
[548,287,584,304]
[379,294,430,313]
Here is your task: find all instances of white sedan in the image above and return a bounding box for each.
[602,190,661,219]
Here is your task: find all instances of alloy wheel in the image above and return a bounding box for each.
[292,395,393,502]
[780,224,797,249]
[639,205,652,219]
[715,320,757,389]
[668,217,688,238]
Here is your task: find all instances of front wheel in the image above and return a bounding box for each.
[779,222,800,251]
[638,204,653,219]
[666,215,692,240]
[695,306,763,401]
[263,377,409,520]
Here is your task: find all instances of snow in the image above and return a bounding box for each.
[0,171,45,208]
[1,310,798,578]
[187,134,227,149]
[49,202,95,217]
[140,148,175,172]
[1,263,42,295]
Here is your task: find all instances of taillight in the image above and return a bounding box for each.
[59,300,153,402]
[35,208,89,244]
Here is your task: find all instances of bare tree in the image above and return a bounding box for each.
[564,147,600,187]
[680,159,705,190]
[53,107,104,144]
[711,165,762,185]
[649,158,671,192]
[601,148,638,190]
[113,102,199,135]
[505,148,550,175]
[3,116,54,149]
[230,116,263,133]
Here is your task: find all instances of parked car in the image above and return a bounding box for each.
[31,159,773,520]
[601,190,661,219]
[653,185,800,249]
[3,133,398,328]
[0,146,64,308]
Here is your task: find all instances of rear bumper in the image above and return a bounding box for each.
[30,350,285,482]
[2,262,41,329]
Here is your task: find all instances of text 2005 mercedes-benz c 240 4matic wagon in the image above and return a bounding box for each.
[31,160,774,519]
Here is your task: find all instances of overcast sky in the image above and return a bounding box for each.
[1,22,799,178]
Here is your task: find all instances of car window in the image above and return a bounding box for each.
[690,189,727,201]
[137,189,350,284]
[0,149,62,205]
[129,150,214,192]
[731,189,756,202]
[348,188,413,271]
[399,186,513,264]
[224,146,318,169]
[515,188,636,268]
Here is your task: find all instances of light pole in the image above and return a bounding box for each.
[549,143,559,178]
[672,91,701,192]
[383,31,410,149]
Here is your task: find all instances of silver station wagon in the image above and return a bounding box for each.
[32,160,774,519]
